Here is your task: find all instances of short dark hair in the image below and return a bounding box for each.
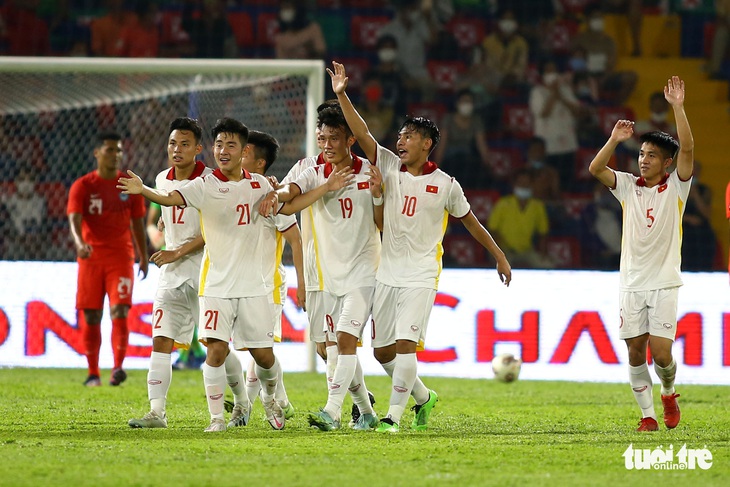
[95,131,121,148]
[317,99,340,113]
[399,116,441,152]
[169,117,203,143]
[639,131,679,160]
[247,130,280,173]
[211,117,249,146]
[317,106,353,137]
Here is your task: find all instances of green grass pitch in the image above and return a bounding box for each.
[0,368,728,486]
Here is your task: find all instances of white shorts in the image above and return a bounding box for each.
[371,283,436,350]
[306,290,327,343]
[151,283,199,349]
[322,287,374,342]
[198,295,275,350]
[619,288,679,341]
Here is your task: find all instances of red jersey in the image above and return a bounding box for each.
[67,171,146,261]
[726,182,730,275]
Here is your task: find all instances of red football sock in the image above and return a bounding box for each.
[82,312,102,377]
[111,317,129,369]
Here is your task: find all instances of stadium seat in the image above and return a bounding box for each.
[351,15,390,49]
[574,147,597,181]
[544,19,579,55]
[228,11,255,49]
[501,104,534,140]
[160,10,191,46]
[558,0,597,15]
[427,60,467,92]
[463,189,501,223]
[445,16,487,50]
[406,102,447,125]
[256,12,279,48]
[561,192,593,220]
[487,146,524,179]
[597,106,635,137]
[336,57,370,90]
[444,234,486,266]
[37,182,68,219]
[546,236,581,269]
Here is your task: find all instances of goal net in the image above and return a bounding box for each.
[0,56,324,262]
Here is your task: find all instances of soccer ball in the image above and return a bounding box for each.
[491,353,522,383]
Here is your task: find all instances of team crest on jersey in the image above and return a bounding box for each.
[119,193,128,202]
[89,197,102,215]
[357,181,370,190]
[219,187,229,193]
[251,181,261,189]
[426,185,438,194]
[658,184,668,193]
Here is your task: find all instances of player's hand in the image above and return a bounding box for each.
[664,76,685,107]
[367,165,383,198]
[609,120,634,143]
[138,258,149,279]
[326,167,355,191]
[259,191,279,217]
[327,61,349,95]
[296,286,306,311]
[117,170,144,194]
[156,216,165,232]
[150,249,179,267]
[496,255,512,287]
[266,175,281,190]
[75,242,92,259]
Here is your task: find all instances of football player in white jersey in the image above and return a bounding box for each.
[119,118,354,432]
[327,61,512,433]
[127,117,248,429]
[260,106,382,431]
[237,129,303,424]
[589,76,693,432]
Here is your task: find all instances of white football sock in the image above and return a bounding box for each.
[255,357,280,404]
[380,357,429,404]
[349,355,374,416]
[629,363,656,419]
[654,359,677,396]
[202,362,226,420]
[245,359,261,406]
[325,344,338,385]
[148,351,171,417]
[323,354,357,421]
[274,361,289,406]
[223,351,247,406]
[385,353,418,424]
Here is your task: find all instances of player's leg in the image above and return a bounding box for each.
[76,259,105,386]
[648,288,681,429]
[271,302,293,417]
[306,290,331,384]
[245,358,261,408]
[223,348,250,428]
[107,260,135,386]
[128,335,174,428]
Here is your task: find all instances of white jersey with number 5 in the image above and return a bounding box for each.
[292,155,380,295]
[175,168,274,298]
[154,161,212,290]
[374,144,470,289]
[610,170,692,291]
[283,154,326,292]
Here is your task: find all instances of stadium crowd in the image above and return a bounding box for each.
[0,0,725,270]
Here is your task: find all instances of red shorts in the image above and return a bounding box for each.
[76,256,135,310]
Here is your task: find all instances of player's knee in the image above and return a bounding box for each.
[373,346,395,364]
[651,350,673,368]
[315,342,327,362]
[83,309,103,325]
[110,305,129,319]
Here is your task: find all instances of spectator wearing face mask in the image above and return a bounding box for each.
[456,45,502,134]
[368,35,408,118]
[482,10,529,88]
[624,91,678,153]
[488,169,553,269]
[1,166,47,260]
[273,1,326,60]
[357,75,395,147]
[433,89,491,188]
[571,6,637,105]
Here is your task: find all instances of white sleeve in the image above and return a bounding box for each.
[375,144,401,173]
[176,176,206,209]
[446,177,470,218]
[292,166,320,194]
[282,160,303,184]
[275,213,297,232]
[609,171,633,202]
[670,170,692,203]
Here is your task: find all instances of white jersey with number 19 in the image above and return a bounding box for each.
[610,169,692,292]
[374,145,470,290]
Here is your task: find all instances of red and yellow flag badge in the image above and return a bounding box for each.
[357,181,370,190]
[426,185,438,194]
[250,181,261,189]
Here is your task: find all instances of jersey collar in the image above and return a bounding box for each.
[323,153,363,178]
[636,172,669,187]
[400,160,438,175]
[165,160,207,181]
[212,167,251,182]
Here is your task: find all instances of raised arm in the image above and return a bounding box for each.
[279,167,354,215]
[328,62,378,163]
[461,211,511,286]
[117,170,185,207]
[665,76,694,180]
[589,120,633,188]
[281,224,306,310]
[368,165,384,232]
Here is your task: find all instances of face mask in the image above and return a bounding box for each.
[378,48,397,63]
[16,180,34,196]
[569,57,587,72]
[589,18,604,32]
[543,72,559,85]
[651,111,668,123]
[280,8,295,23]
[514,187,532,200]
[457,103,474,116]
[530,160,545,169]
[498,19,517,35]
